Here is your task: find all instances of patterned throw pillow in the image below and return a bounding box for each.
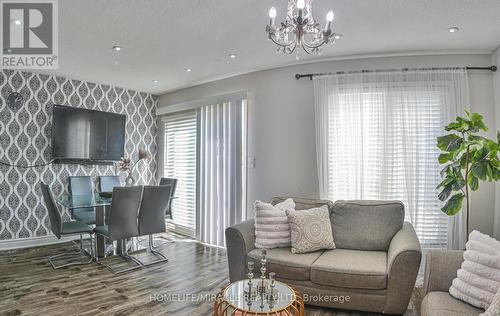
[481,287,500,316]
[286,206,336,254]
[254,198,295,249]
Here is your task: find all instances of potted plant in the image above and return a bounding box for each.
[437,111,500,240]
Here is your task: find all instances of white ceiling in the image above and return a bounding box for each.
[56,0,500,94]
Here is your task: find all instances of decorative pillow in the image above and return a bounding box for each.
[449,230,500,310]
[286,206,336,254]
[481,287,500,316]
[254,198,295,249]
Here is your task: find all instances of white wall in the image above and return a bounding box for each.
[159,54,497,235]
[493,47,500,240]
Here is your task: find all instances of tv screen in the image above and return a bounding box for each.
[52,105,126,162]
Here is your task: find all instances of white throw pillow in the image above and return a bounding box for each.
[481,287,500,316]
[449,231,500,310]
[254,198,295,249]
[286,206,336,254]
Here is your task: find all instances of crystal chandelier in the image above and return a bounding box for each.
[266,0,340,59]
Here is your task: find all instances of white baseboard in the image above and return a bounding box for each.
[0,235,83,251]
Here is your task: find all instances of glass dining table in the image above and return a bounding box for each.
[56,194,115,258]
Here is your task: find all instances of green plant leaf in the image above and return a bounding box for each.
[472,147,489,161]
[441,193,465,216]
[468,174,479,191]
[438,185,453,201]
[471,160,488,180]
[470,112,488,132]
[438,153,452,164]
[437,134,462,152]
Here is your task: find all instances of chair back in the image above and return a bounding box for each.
[40,183,62,239]
[138,185,171,236]
[69,176,93,195]
[99,176,121,192]
[68,176,94,214]
[159,178,177,218]
[108,186,143,241]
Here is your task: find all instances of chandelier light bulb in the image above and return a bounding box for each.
[269,7,277,18]
[297,0,305,10]
[326,10,334,22]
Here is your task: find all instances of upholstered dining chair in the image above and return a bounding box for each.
[137,185,171,266]
[159,178,177,219]
[93,186,143,274]
[68,176,96,225]
[40,182,94,269]
[99,176,121,193]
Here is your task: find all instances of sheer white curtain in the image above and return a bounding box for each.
[196,100,247,247]
[313,69,469,248]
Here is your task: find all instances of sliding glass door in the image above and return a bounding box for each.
[162,111,197,237]
[160,98,247,246]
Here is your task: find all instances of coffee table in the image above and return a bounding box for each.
[214,279,304,315]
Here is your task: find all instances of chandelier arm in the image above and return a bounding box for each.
[302,36,330,49]
[268,33,297,48]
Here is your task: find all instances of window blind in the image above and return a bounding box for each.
[162,111,197,237]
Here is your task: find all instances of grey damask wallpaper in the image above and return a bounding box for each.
[0,70,158,240]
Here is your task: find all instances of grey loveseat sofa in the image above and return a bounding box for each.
[421,250,483,316]
[225,197,422,314]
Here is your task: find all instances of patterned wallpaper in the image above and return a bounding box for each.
[0,70,158,241]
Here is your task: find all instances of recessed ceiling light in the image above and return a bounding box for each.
[13,20,22,26]
[152,79,159,83]
[185,68,192,72]
[112,46,122,51]
[228,53,237,59]
[448,27,459,33]
[334,34,343,40]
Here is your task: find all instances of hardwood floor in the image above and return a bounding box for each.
[0,237,422,316]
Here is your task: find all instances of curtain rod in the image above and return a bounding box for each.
[295,66,497,80]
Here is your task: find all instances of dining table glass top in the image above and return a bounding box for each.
[56,194,112,209]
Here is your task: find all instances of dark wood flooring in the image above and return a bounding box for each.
[0,237,422,316]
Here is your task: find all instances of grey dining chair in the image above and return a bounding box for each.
[99,176,121,192]
[137,185,171,266]
[68,176,96,225]
[40,182,94,269]
[93,186,143,274]
[159,178,177,219]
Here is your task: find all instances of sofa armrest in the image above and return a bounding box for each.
[225,219,255,282]
[423,249,464,294]
[384,222,422,314]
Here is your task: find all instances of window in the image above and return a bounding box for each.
[162,111,197,237]
[314,71,469,249]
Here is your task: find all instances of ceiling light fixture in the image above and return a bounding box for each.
[266,0,340,59]
[448,26,459,33]
[112,46,122,51]
[13,20,22,26]
[152,80,159,83]
[185,68,192,72]
[228,54,237,59]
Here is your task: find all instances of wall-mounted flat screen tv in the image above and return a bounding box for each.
[52,105,126,163]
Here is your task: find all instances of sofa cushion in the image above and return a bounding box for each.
[421,292,483,316]
[331,200,404,251]
[272,196,334,214]
[247,248,323,281]
[310,249,387,290]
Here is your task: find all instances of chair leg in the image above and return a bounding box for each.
[94,238,143,275]
[48,233,94,270]
[137,235,168,267]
